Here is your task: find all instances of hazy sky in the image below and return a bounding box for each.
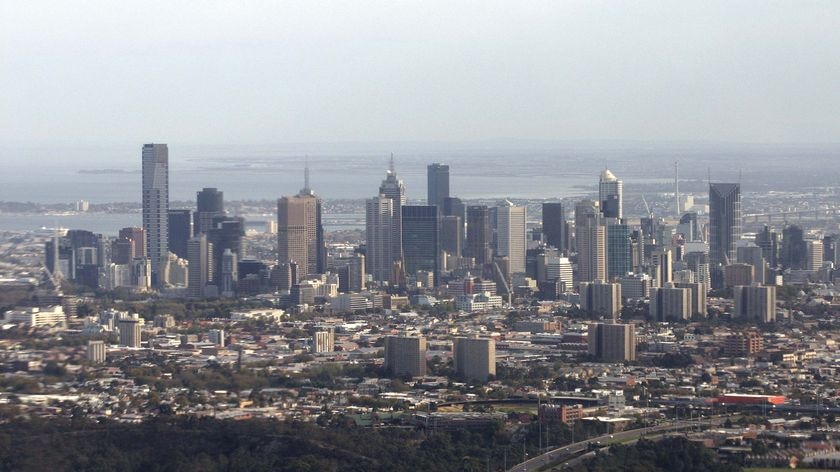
[2,1,839,146]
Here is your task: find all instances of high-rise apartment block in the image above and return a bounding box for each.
[579,281,622,319]
[453,337,496,382]
[141,143,169,286]
[734,284,776,323]
[384,335,427,377]
[588,322,635,362]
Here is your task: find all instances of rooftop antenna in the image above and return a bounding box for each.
[389,153,395,174]
[303,155,310,192]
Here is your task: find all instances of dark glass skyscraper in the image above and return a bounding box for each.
[427,163,449,209]
[401,205,439,284]
[542,202,565,252]
[195,187,224,236]
[466,205,491,266]
[709,183,741,266]
[607,223,632,279]
[142,143,169,286]
[167,209,192,260]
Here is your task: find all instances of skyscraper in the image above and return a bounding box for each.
[167,209,192,260]
[495,200,527,274]
[141,143,169,286]
[427,163,450,209]
[194,187,224,236]
[401,205,439,284]
[606,223,632,279]
[118,227,146,259]
[466,206,492,266]
[276,167,325,280]
[709,183,741,266]
[379,155,406,269]
[575,199,606,284]
[542,202,566,252]
[366,195,395,283]
[440,215,463,259]
[187,234,213,298]
[599,169,623,219]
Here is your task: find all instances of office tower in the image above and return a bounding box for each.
[588,322,636,362]
[366,195,395,282]
[607,223,632,279]
[724,263,754,288]
[677,212,700,242]
[734,284,777,323]
[312,329,335,353]
[805,239,824,271]
[453,337,496,382]
[737,245,766,284]
[207,216,246,276]
[277,195,323,281]
[384,335,427,377]
[755,226,779,268]
[167,209,192,259]
[495,201,526,274]
[649,283,692,321]
[204,329,224,347]
[401,205,439,284]
[575,200,606,284]
[187,234,213,298]
[194,187,224,236]
[220,249,238,297]
[684,251,711,286]
[440,215,463,259]
[708,183,741,266]
[466,205,492,266]
[118,227,146,259]
[542,202,566,252]
[87,340,106,363]
[651,249,673,286]
[427,163,450,208]
[579,281,622,320]
[118,315,142,348]
[674,282,707,317]
[141,143,169,286]
[599,169,623,219]
[379,155,406,268]
[780,225,806,269]
[443,196,466,219]
[111,238,134,265]
[337,254,366,293]
[536,254,574,290]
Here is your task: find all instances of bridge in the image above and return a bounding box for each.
[742,206,840,224]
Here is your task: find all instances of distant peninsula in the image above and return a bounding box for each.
[78,168,139,175]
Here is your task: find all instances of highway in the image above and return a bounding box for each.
[506,418,719,472]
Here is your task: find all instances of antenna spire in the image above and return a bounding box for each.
[304,155,310,192]
[389,153,395,174]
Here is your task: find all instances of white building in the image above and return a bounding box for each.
[3,305,67,328]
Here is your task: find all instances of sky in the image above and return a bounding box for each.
[1,1,839,147]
